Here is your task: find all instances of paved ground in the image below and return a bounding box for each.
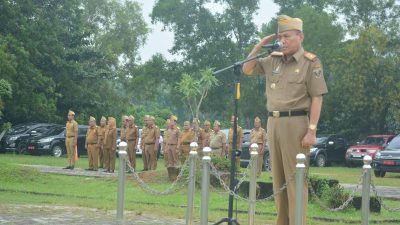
[0,204,186,225]
[341,183,400,200]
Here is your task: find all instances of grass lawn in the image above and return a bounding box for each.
[0,153,399,224]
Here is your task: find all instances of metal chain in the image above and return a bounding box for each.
[208,160,249,201]
[233,159,253,192]
[125,156,190,196]
[307,172,365,212]
[208,160,295,202]
[255,172,296,202]
[370,180,400,212]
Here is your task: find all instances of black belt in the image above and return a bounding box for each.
[268,110,308,118]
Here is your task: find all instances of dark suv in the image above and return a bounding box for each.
[0,123,58,153]
[309,134,349,167]
[47,125,89,157]
[372,134,400,177]
[27,126,66,157]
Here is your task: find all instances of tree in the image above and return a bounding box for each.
[177,68,219,119]
[152,0,260,120]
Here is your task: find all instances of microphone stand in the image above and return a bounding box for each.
[213,50,270,225]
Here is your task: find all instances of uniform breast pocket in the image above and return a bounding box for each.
[287,73,306,84]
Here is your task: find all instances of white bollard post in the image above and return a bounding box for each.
[200,147,211,225]
[248,143,259,225]
[186,142,198,225]
[361,155,372,225]
[295,153,306,225]
[116,141,127,222]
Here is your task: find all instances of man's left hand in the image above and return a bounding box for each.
[301,130,316,148]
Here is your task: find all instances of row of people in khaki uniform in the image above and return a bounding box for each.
[64,110,267,176]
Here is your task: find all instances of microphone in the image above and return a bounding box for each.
[262,41,283,50]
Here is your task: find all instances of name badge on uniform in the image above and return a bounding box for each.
[272,66,280,75]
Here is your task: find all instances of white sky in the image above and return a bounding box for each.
[136,0,279,62]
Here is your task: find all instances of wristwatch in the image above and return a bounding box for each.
[308,124,317,131]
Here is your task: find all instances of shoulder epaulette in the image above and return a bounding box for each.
[271,51,283,57]
[304,52,317,61]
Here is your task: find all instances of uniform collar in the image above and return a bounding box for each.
[283,47,304,63]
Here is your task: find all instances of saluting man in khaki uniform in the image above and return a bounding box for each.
[97,116,107,168]
[243,15,328,225]
[202,120,212,148]
[143,116,160,170]
[165,115,181,167]
[85,116,99,171]
[209,120,227,156]
[64,110,78,170]
[126,115,139,170]
[104,117,117,173]
[250,117,267,176]
[179,121,195,164]
[141,115,150,171]
[227,116,243,168]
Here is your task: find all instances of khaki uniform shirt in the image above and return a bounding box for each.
[120,126,127,141]
[166,127,180,145]
[250,47,328,111]
[85,125,98,145]
[97,126,106,145]
[66,120,78,144]
[250,127,267,150]
[104,127,117,150]
[180,129,195,145]
[143,125,160,144]
[202,129,212,147]
[126,125,139,141]
[228,126,243,149]
[210,130,226,149]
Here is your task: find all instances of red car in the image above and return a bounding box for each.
[345,135,395,167]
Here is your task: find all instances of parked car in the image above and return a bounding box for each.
[372,134,400,177]
[27,126,66,157]
[345,135,395,167]
[31,125,90,157]
[310,134,350,167]
[0,123,58,154]
[220,129,270,171]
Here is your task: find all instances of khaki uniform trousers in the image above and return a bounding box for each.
[165,144,179,167]
[268,116,309,225]
[145,143,157,170]
[127,140,136,170]
[105,147,116,172]
[142,146,148,170]
[65,137,76,167]
[180,144,190,165]
[257,143,265,176]
[99,144,105,168]
[87,143,99,170]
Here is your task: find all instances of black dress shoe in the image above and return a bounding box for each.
[85,168,92,171]
[63,166,71,169]
[69,166,74,170]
